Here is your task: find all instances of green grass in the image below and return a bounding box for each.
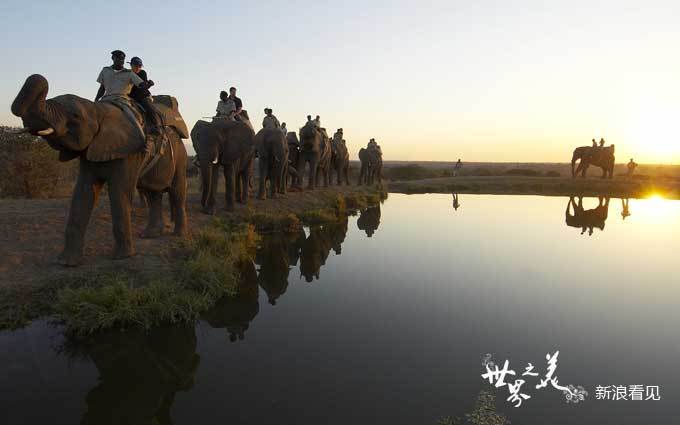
[246,211,302,233]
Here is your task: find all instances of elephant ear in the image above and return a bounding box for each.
[86,103,145,162]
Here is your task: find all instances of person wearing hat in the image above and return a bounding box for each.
[215,91,236,120]
[95,50,153,103]
[128,56,161,134]
[262,108,281,129]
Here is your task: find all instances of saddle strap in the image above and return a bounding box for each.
[139,130,175,178]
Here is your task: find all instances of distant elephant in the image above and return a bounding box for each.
[330,138,350,185]
[565,196,610,235]
[286,132,301,187]
[191,118,255,213]
[255,128,288,199]
[10,74,188,266]
[571,145,615,178]
[357,205,381,237]
[357,146,382,186]
[297,123,331,189]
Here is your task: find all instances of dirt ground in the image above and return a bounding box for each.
[0,182,377,288]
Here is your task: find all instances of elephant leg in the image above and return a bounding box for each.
[141,191,164,238]
[60,166,103,266]
[224,163,236,211]
[258,158,267,200]
[108,167,137,260]
[308,159,317,190]
[170,174,188,236]
[279,163,287,195]
[241,165,251,203]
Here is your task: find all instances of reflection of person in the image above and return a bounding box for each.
[621,198,631,220]
[626,158,638,177]
[452,193,460,210]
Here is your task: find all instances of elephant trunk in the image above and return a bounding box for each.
[11,74,64,136]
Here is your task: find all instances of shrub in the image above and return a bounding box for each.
[0,128,78,198]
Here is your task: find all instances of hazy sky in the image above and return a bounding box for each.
[1,0,679,163]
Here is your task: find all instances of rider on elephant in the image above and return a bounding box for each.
[591,138,597,147]
[128,56,162,135]
[281,122,288,136]
[215,91,236,120]
[333,128,343,143]
[228,86,243,120]
[94,50,157,135]
[262,108,281,129]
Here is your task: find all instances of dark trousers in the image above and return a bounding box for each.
[136,96,162,128]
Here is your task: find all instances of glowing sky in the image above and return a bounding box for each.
[1,0,679,162]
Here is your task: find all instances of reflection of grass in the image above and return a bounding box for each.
[437,390,509,425]
[19,220,259,336]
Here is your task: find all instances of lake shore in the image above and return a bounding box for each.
[387,175,680,199]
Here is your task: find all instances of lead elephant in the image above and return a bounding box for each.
[11,74,188,266]
[191,118,255,213]
[255,128,288,199]
[571,145,615,178]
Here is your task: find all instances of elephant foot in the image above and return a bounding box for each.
[201,206,215,215]
[57,251,83,267]
[112,246,136,260]
[173,227,188,237]
[140,226,163,239]
[270,192,278,199]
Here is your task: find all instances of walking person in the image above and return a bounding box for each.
[453,159,463,177]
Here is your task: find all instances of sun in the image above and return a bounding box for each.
[624,105,680,163]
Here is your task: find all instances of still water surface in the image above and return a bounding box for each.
[2,194,679,425]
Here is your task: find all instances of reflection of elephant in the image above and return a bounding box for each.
[255,128,288,199]
[330,138,350,185]
[69,325,199,425]
[11,74,188,266]
[297,123,331,189]
[571,145,615,178]
[191,118,255,213]
[203,260,259,342]
[357,205,381,237]
[286,132,301,188]
[255,232,304,305]
[565,196,610,235]
[298,220,348,282]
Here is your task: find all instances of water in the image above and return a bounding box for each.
[2,194,679,425]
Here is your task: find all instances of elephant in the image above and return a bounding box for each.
[330,138,350,185]
[254,128,288,199]
[357,205,381,237]
[565,196,610,235]
[10,74,189,266]
[357,146,382,186]
[296,122,331,189]
[190,118,255,213]
[286,132,301,188]
[571,145,615,178]
[254,232,304,305]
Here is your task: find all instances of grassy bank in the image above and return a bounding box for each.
[388,175,680,199]
[0,187,386,335]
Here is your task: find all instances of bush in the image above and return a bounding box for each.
[505,168,541,176]
[0,128,78,198]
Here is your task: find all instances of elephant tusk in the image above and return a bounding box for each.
[6,127,30,134]
[37,128,54,136]
[212,158,219,165]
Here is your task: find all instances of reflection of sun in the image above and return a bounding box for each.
[633,195,680,222]
[625,106,680,163]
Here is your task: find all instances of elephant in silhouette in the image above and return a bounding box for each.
[286,132,301,188]
[300,225,333,282]
[255,128,288,199]
[330,137,350,185]
[203,260,259,342]
[11,74,189,266]
[64,325,199,425]
[571,145,615,179]
[357,145,383,185]
[565,196,610,235]
[296,123,331,189]
[357,205,381,237]
[191,116,255,213]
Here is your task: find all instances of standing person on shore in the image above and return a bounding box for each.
[626,158,638,177]
[453,159,463,177]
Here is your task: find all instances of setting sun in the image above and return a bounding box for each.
[625,104,680,164]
